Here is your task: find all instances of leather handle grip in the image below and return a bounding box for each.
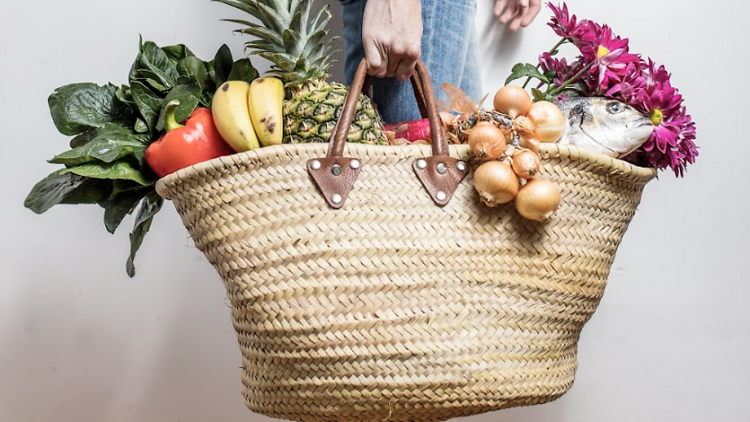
[308,58,466,209]
[329,58,448,157]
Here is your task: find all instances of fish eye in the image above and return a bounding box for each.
[607,102,624,114]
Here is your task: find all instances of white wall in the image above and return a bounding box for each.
[1,1,747,421]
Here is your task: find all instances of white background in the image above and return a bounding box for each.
[1,1,747,421]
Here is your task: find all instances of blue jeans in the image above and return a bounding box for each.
[340,0,481,124]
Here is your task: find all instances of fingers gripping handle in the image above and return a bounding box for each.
[307,58,467,209]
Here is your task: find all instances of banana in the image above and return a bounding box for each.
[211,81,260,152]
[248,77,284,146]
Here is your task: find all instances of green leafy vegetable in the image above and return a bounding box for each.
[177,57,211,91]
[161,44,196,63]
[156,84,202,132]
[130,81,163,131]
[134,41,178,91]
[26,39,258,277]
[126,191,163,277]
[49,83,134,136]
[61,158,154,186]
[25,171,112,214]
[103,182,151,234]
[228,58,259,84]
[49,123,149,166]
[213,44,233,86]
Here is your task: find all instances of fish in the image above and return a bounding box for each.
[556,97,653,157]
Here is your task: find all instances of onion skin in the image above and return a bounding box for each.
[519,137,540,154]
[526,101,566,143]
[512,149,542,179]
[493,86,532,118]
[515,179,561,221]
[513,116,535,136]
[473,161,519,207]
[468,122,507,161]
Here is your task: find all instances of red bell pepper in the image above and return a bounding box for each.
[145,100,235,178]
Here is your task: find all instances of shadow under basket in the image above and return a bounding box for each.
[155,141,656,422]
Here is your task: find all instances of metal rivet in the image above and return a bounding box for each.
[416,159,427,169]
[457,161,466,172]
[332,164,342,176]
[436,191,447,201]
[437,163,447,174]
[349,159,361,170]
[331,194,342,204]
[310,160,321,170]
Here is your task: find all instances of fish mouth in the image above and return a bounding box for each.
[636,119,654,129]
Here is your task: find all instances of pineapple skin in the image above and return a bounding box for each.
[283,81,387,145]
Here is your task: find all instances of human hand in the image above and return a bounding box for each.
[362,0,423,81]
[494,0,542,32]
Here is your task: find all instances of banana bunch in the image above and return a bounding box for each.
[212,77,285,151]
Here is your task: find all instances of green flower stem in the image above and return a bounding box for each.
[522,38,570,89]
[547,61,595,98]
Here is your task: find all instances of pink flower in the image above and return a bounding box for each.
[578,25,642,93]
[604,62,646,100]
[547,2,578,39]
[541,3,697,176]
[539,52,586,92]
[625,61,698,176]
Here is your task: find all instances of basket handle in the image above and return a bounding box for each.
[307,58,468,209]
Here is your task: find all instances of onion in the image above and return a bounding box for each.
[519,136,540,154]
[514,178,561,221]
[468,122,506,161]
[512,149,542,179]
[473,160,519,207]
[493,86,532,118]
[513,115,535,136]
[526,101,566,143]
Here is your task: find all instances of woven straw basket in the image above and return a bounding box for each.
[155,60,656,422]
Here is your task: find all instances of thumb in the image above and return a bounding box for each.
[364,42,387,77]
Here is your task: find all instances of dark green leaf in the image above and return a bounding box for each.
[61,158,154,186]
[161,44,195,62]
[103,183,151,234]
[144,78,169,93]
[504,63,549,86]
[134,118,149,133]
[49,123,150,166]
[543,70,558,82]
[70,129,96,148]
[176,56,211,90]
[155,83,202,131]
[227,58,259,84]
[126,191,164,277]
[48,83,134,136]
[133,41,178,90]
[130,81,163,131]
[24,170,113,214]
[115,85,135,107]
[213,44,233,86]
[531,88,546,102]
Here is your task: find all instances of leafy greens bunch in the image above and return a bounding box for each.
[25,38,259,277]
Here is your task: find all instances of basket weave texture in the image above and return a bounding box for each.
[155,142,655,422]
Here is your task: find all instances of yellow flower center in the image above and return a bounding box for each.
[597,45,611,58]
[650,108,663,126]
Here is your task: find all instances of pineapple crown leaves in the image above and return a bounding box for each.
[214,0,338,87]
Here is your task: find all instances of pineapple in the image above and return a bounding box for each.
[216,0,386,144]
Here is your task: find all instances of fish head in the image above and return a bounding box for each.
[558,97,653,157]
